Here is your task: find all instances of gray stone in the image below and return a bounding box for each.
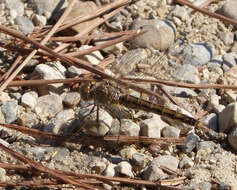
[199,113,218,131]
[181,43,214,66]
[4,0,24,18]
[0,109,5,124]
[63,92,80,108]
[219,32,234,45]
[79,45,104,65]
[223,52,237,68]
[115,161,134,178]
[0,92,10,104]
[9,92,21,100]
[173,64,200,84]
[32,14,47,26]
[228,127,237,151]
[231,42,237,54]
[120,119,140,136]
[80,106,113,136]
[35,94,63,121]
[18,112,39,128]
[162,126,180,138]
[29,0,67,19]
[1,100,18,123]
[179,156,194,169]
[89,160,107,174]
[21,91,38,110]
[218,0,237,24]
[171,5,188,21]
[182,132,200,153]
[66,66,83,77]
[140,115,168,138]
[51,109,75,134]
[153,155,179,171]
[22,146,69,161]
[14,16,34,34]
[143,163,167,181]
[104,163,116,177]
[33,63,66,94]
[132,153,145,167]
[207,94,225,113]
[218,102,237,133]
[130,19,176,51]
[196,141,217,152]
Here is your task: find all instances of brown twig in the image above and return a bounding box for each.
[122,77,237,90]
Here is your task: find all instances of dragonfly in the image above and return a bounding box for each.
[79,80,226,141]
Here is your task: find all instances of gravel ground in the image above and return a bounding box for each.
[0,0,236,189]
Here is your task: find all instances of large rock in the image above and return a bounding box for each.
[130,19,176,51]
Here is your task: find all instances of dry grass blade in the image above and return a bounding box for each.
[104,135,186,144]
[122,77,237,90]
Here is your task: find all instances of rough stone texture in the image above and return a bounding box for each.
[140,115,168,138]
[171,5,188,21]
[51,109,75,134]
[29,0,67,19]
[63,92,80,108]
[89,160,107,174]
[14,16,34,34]
[153,155,179,171]
[219,32,234,45]
[182,132,200,153]
[1,100,18,123]
[218,0,237,22]
[80,106,113,136]
[66,66,83,77]
[21,91,38,110]
[34,94,63,121]
[17,112,39,128]
[199,113,218,131]
[115,161,134,178]
[181,43,214,66]
[179,156,194,169]
[33,63,65,94]
[173,64,200,84]
[119,147,137,160]
[218,102,237,133]
[162,126,180,138]
[32,14,47,26]
[143,161,167,181]
[64,1,99,35]
[104,163,116,177]
[4,0,24,18]
[79,45,104,65]
[0,92,10,104]
[130,19,176,51]
[120,119,140,136]
[132,153,146,167]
